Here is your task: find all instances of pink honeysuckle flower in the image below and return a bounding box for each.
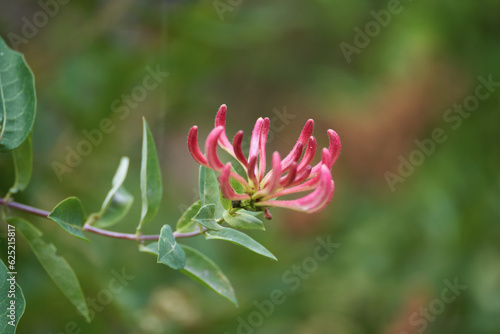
[188,104,341,219]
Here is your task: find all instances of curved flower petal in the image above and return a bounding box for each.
[205,126,225,172]
[290,165,312,187]
[310,148,332,178]
[188,126,208,166]
[214,104,234,154]
[256,165,333,213]
[280,162,297,187]
[255,151,281,199]
[297,136,317,173]
[264,151,282,194]
[247,156,258,187]
[219,163,250,201]
[257,117,271,181]
[249,118,264,162]
[308,180,334,213]
[281,142,304,172]
[232,130,248,167]
[280,119,314,170]
[261,142,302,185]
[311,130,341,174]
[326,129,341,167]
[258,117,270,181]
[264,170,320,199]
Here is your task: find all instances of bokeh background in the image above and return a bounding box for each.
[1,1,500,333]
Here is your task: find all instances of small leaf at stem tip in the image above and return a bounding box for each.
[99,157,129,214]
[192,204,222,230]
[0,36,36,152]
[138,118,163,232]
[48,197,90,241]
[95,187,133,228]
[0,258,26,333]
[205,228,277,261]
[8,217,91,322]
[176,200,202,233]
[158,225,186,270]
[180,245,238,306]
[223,210,265,231]
[8,133,32,195]
[94,157,133,228]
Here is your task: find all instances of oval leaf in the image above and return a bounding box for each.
[180,245,237,306]
[199,166,224,217]
[48,197,89,241]
[8,133,32,195]
[176,200,201,233]
[8,217,90,322]
[0,259,26,333]
[158,225,186,270]
[137,118,162,232]
[140,243,237,306]
[205,228,277,261]
[223,210,265,230]
[193,204,222,230]
[0,36,36,152]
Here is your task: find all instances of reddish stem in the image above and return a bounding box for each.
[0,198,205,241]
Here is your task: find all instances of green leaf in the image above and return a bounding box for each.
[199,166,224,217]
[99,157,129,214]
[140,243,237,306]
[0,36,36,152]
[8,217,90,322]
[138,241,159,256]
[192,204,222,230]
[48,197,89,242]
[158,225,186,270]
[180,245,237,306]
[94,157,133,228]
[220,194,231,211]
[137,118,162,232]
[95,187,133,228]
[205,228,277,261]
[0,259,25,333]
[223,210,265,230]
[8,133,32,195]
[176,200,201,233]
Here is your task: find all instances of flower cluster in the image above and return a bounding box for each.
[188,105,341,219]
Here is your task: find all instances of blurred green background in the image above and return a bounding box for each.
[1,0,500,333]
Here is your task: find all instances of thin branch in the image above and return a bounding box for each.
[82,224,206,241]
[0,198,50,218]
[0,198,205,241]
[82,224,159,241]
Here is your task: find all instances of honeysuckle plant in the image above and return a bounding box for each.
[0,36,341,332]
